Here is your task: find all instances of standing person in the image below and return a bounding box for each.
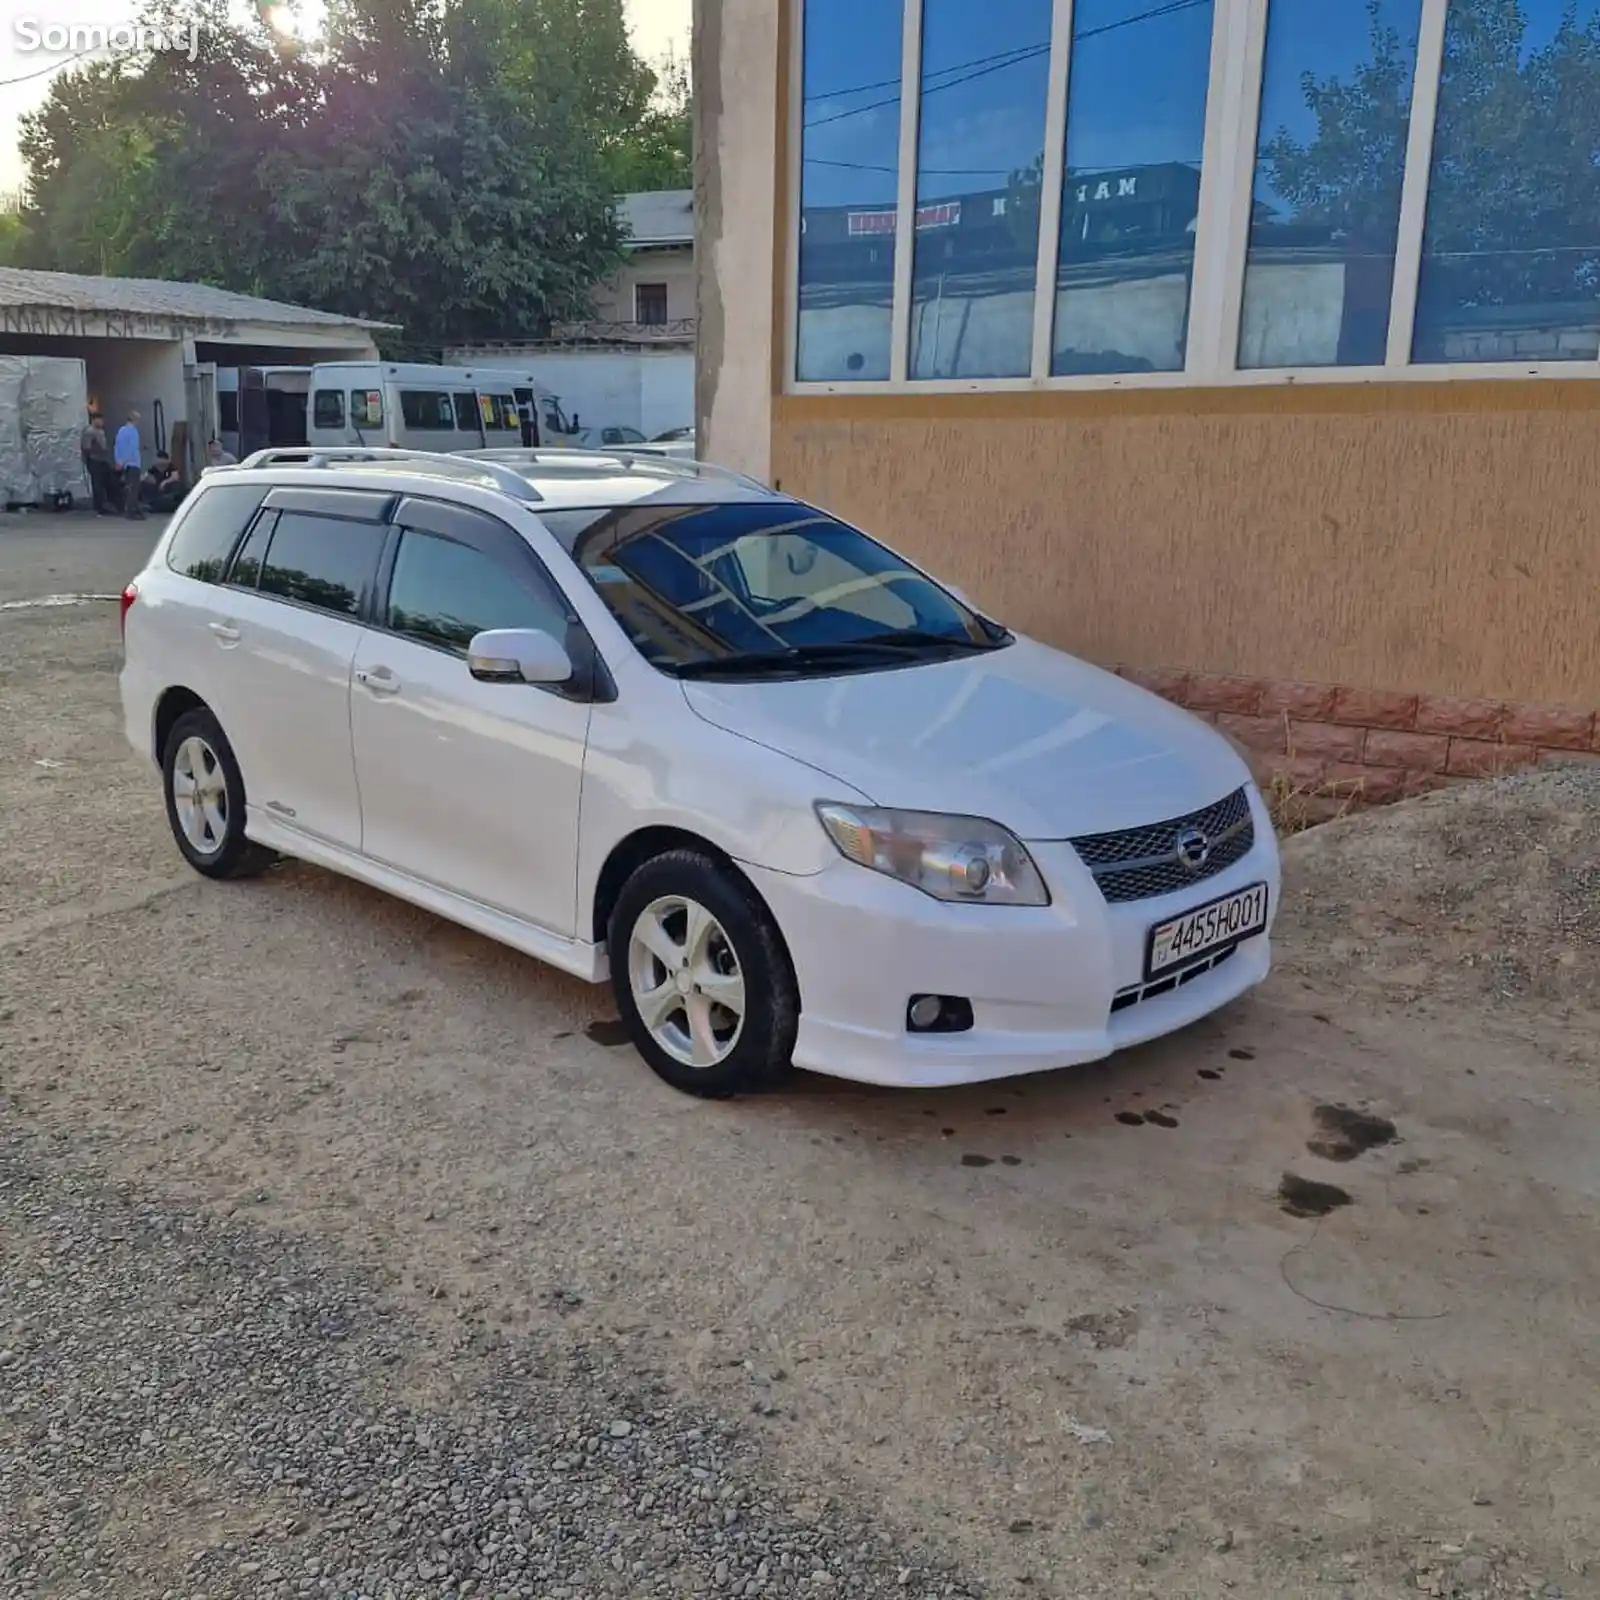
[114,408,144,520]
[80,410,113,514]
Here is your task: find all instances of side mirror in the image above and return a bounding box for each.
[467,627,573,685]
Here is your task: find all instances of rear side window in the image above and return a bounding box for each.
[258,512,387,618]
[312,389,344,428]
[164,485,268,583]
[227,514,273,589]
[400,390,454,429]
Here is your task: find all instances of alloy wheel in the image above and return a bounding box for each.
[626,894,748,1069]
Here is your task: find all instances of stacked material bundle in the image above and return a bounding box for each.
[0,355,91,507]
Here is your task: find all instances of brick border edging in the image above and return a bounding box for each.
[1113,667,1600,811]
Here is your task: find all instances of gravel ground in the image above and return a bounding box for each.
[0,1133,976,1600]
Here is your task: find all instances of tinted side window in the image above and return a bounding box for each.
[386,528,570,652]
[258,512,387,618]
[165,485,268,583]
[452,392,480,431]
[227,513,275,589]
[400,390,453,429]
[313,389,345,428]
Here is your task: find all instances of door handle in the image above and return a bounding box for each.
[356,666,401,695]
[208,621,240,644]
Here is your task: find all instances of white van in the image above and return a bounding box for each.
[307,363,582,453]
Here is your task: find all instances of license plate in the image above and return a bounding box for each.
[1146,883,1269,980]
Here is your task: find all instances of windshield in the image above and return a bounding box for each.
[537,500,1008,676]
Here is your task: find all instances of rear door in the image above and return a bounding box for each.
[206,486,394,849]
[348,496,594,935]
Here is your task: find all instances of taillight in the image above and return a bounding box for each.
[120,582,137,640]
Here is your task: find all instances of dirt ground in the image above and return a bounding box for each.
[2,530,1597,1599]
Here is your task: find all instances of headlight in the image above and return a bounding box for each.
[814,803,1050,906]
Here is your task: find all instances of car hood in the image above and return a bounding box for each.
[681,637,1250,839]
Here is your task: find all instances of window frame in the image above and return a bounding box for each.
[634,282,671,325]
[784,0,1600,393]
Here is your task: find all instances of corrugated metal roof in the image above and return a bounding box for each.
[617,190,694,249]
[0,267,395,329]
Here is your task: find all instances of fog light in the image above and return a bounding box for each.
[906,994,975,1034]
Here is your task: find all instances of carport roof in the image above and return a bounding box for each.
[0,267,398,331]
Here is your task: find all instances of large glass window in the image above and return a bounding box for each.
[1240,0,1424,370]
[1052,0,1216,376]
[1414,0,1600,364]
[909,0,1053,379]
[796,0,906,382]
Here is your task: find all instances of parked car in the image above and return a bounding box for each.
[637,425,696,461]
[119,447,1280,1098]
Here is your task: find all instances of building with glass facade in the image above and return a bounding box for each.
[694,0,1600,801]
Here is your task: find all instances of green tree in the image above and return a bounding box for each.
[609,51,694,193]
[15,0,664,338]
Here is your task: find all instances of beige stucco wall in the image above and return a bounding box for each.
[772,387,1600,709]
[593,248,697,325]
[694,0,777,481]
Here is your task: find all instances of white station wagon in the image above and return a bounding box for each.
[119,447,1280,1097]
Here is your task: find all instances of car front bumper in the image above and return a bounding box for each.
[743,787,1281,1088]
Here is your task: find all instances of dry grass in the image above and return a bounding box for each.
[1264,767,1358,836]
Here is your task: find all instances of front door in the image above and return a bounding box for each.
[348,497,593,937]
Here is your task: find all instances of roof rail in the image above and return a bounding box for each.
[459,444,774,496]
[235,446,545,502]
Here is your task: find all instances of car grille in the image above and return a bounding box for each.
[1071,786,1254,905]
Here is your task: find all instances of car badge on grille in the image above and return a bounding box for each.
[1175,827,1211,871]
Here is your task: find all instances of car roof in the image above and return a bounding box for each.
[212,447,784,511]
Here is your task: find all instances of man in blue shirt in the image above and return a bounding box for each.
[113,409,144,520]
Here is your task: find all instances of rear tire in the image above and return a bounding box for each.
[609,848,799,1098]
[161,707,276,880]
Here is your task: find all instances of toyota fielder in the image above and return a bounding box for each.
[119,448,1280,1097]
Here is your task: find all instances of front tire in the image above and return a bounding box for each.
[609,849,799,1098]
[161,708,275,880]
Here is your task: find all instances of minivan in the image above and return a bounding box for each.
[307,363,583,454]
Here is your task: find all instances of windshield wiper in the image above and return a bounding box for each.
[858,628,1006,652]
[669,635,1002,678]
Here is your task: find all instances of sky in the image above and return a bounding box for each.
[0,0,690,193]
